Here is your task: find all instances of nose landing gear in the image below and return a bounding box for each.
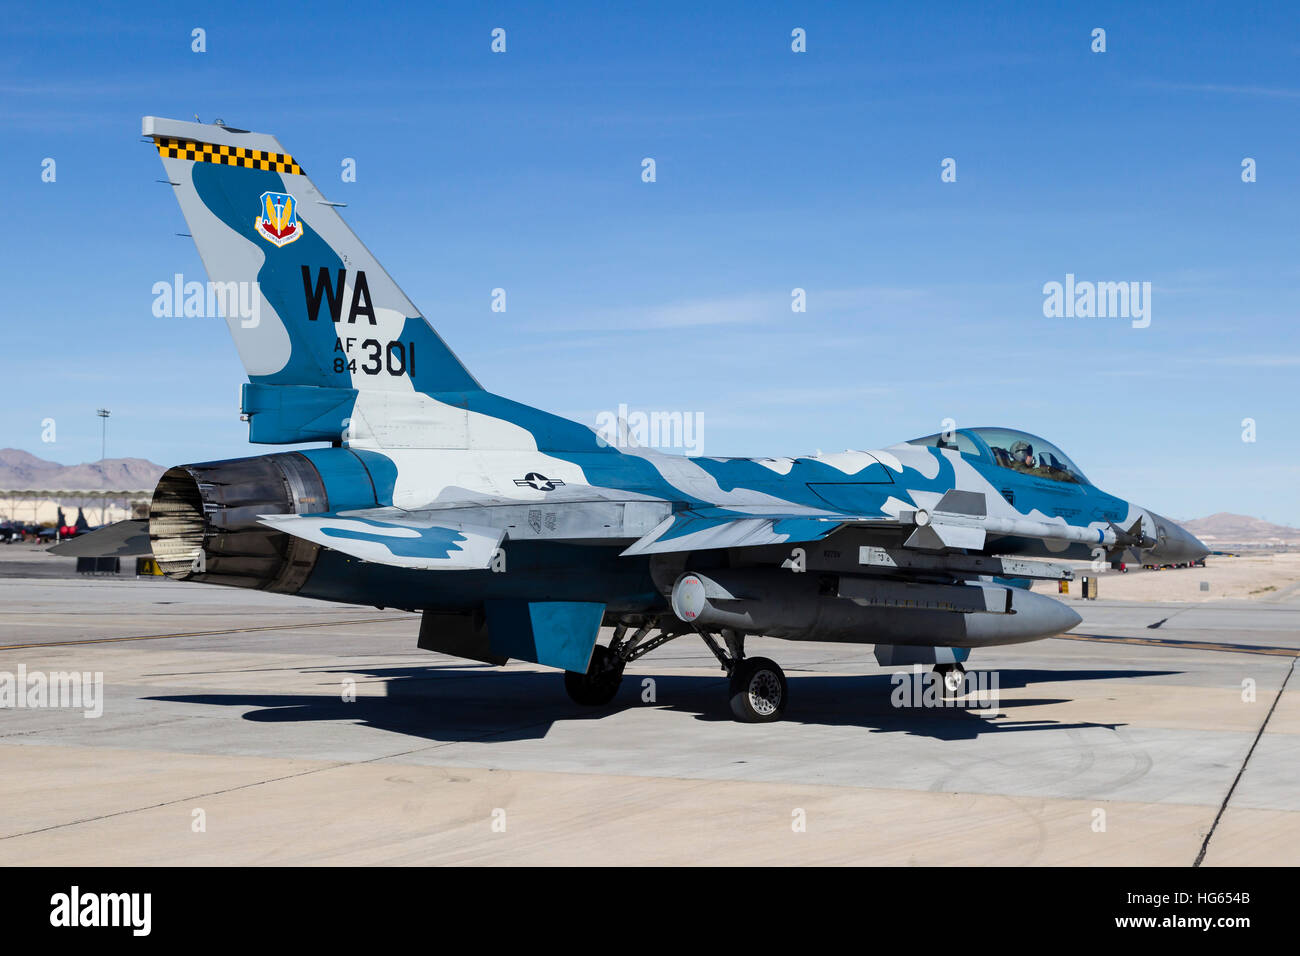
[934,662,967,697]
[728,656,788,722]
[697,628,788,723]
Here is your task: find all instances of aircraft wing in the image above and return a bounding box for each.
[620,507,895,556]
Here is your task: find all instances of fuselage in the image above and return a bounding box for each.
[222,418,1201,619]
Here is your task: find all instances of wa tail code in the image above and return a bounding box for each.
[302,266,377,324]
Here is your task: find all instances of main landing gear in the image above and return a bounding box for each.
[562,621,679,709]
[562,644,624,706]
[562,622,788,723]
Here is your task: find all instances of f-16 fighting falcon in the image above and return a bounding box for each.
[128,116,1208,722]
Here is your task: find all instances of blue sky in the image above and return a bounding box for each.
[2,1,1297,521]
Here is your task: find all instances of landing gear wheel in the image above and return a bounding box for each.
[729,657,788,723]
[564,644,624,706]
[935,662,967,698]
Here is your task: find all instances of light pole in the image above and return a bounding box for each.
[96,408,111,462]
[96,409,111,526]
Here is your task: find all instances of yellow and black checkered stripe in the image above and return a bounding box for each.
[153,137,303,175]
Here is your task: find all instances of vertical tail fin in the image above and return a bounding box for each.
[145,116,479,405]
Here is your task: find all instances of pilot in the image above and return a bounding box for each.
[1009,439,1036,470]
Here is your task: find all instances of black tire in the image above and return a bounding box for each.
[728,657,787,722]
[935,662,967,698]
[564,644,624,706]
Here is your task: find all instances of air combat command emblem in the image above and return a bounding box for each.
[256,191,302,247]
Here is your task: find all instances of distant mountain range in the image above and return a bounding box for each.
[0,448,166,491]
[1178,512,1300,545]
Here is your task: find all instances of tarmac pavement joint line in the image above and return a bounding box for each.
[0,615,412,651]
[1054,632,1300,658]
[1194,655,1296,867]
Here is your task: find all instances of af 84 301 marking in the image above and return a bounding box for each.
[332,337,416,377]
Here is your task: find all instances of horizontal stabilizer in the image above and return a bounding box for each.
[259,510,504,570]
[48,519,153,557]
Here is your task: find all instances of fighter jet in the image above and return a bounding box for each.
[134,116,1207,722]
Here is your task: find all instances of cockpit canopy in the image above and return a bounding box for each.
[905,427,1091,485]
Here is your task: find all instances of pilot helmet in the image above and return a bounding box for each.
[1010,439,1033,462]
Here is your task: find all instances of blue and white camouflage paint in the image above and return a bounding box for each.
[141,117,1208,720]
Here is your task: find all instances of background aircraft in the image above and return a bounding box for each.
[94,117,1208,722]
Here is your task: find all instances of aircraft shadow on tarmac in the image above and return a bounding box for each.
[147,666,1176,744]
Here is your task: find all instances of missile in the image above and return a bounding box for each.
[670,568,1081,648]
[896,489,1156,553]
